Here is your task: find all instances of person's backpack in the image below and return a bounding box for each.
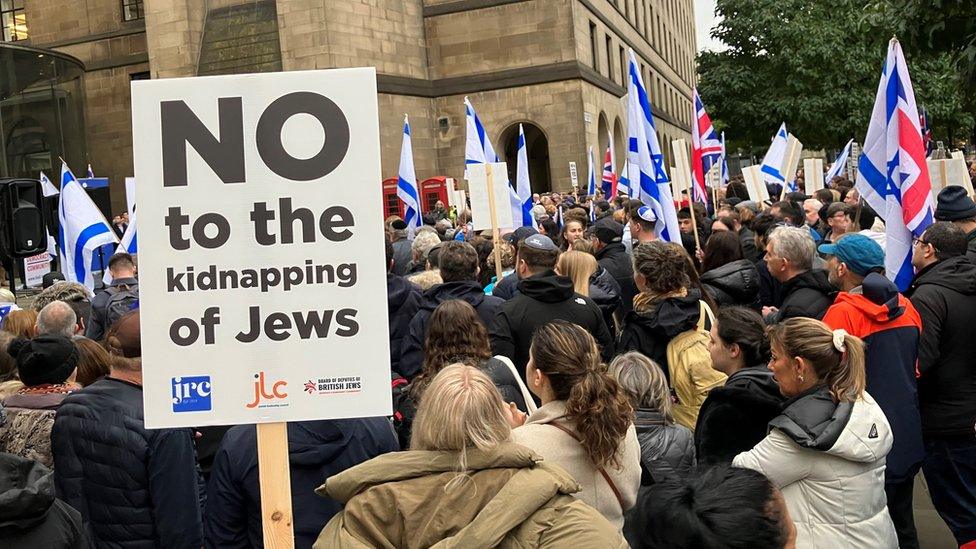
[666,301,726,431]
[103,282,139,329]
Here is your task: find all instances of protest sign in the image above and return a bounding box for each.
[569,161,578,188]
[132,69,390,430]
[779,135,803,200]
[804,158,824,194]
[743,165,770,203]
[928,158,974,199]
[23,252,51,287]
[468,162,513,231]
[125,177,136,216]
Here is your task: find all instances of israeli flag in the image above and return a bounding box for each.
[39,171,60,197]
[587,145,597,196]
[514,124,535,227]
[760,123,789,189]
[825,139,853,185]
[103,210,138,285]
[86,163,95,179]
[397,115,421,238]
[0,303,20,327]
[57,161,118,290]
[625,49,680,243]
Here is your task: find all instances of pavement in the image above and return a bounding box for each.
[916,474,957,548]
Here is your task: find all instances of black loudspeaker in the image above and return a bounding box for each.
[0,178,47,258]
[85,186,113,222]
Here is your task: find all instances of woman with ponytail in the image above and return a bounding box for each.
[512,321,640,530]
[733,317,897,548]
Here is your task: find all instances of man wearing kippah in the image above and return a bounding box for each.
[934,186,976,262]
[820,234,924,548]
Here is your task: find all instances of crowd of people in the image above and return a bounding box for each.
[0,171,974,548]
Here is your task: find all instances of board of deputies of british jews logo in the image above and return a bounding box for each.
[304,376,363,395]
[246,372,289,409]
[172,376,212,413]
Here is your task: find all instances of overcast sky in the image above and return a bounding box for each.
[694,0,725,52]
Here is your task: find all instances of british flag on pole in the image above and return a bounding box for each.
[855,38,934,291]
[691,89,722,204]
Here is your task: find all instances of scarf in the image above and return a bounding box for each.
[632,287,688,315]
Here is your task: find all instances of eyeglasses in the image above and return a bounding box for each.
[912,237,930,248]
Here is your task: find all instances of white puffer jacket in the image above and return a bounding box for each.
[733,389,897,549]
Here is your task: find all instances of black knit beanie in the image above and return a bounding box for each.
[15,335,79,386]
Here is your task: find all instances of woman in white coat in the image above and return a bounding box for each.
[733,317,897,548]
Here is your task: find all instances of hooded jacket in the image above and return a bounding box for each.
[52,377,205,548]
[590,266,622,334]
[595,242,638,315]
[204,417,398,548]
[490,271,615,376]
[733,386,897,548]
[967,228,976,263]
[387,273,421,375]
[313,443,628,548]
[823,273,923,483]
[390,237,412,276]
[633,409,695,481]
[0,453,87,548]
[906,256,976,437]
[399,280,504,379]
[695,366,785,465]
[701,258,761,310]
[767,269,835,324]
[617,288,705,376]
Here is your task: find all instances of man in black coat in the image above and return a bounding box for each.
[761,226,835,323]
[590,218,637,316]
[0,452,88,548]
[490,234,614,378]
[86,252,138,341]
[934,186,976,262]
[385,239,421,375]
[388,219,413,276]
[905,222,976,548]
[52,311,205,548]
[399,241,503,379]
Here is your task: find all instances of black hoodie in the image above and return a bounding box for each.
[589,266,622,334]
[617,288,705,379]
[0,453,86,548]
[701,258,761,310]
[489,270,615,377]
[695,366,786,465]
[906,256,976,437]
[387,273,421,375]
[767,268,836,324]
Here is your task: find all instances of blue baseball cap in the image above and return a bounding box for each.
[817,234,884,276]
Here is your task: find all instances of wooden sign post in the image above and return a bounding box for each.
[467,162,512,282]
[485,163,504,281]
[258,423,294,548]
[671,139,701,251]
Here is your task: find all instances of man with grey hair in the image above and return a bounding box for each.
[409,229,442,275]
[35,300,80,338]
[762,226,835,324]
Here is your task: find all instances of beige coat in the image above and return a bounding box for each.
[511,400,641,530]
[314,442,627,548]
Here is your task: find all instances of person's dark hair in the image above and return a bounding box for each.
[852,204,877,232]
[108,253,135,272]
[468,237,496,288]
[702,230,744,273]
[632,242,690,294]
[72,335,112,386]
[725,181,750,201]
[530,321,632,468]
[413,300,492,398]
[751,213,781,242]
[834,178,854,191]
[713,216,736,232]
[538,217,557,237]
[681,247,720,314]
[384,237,394,271]
[437,241,479,283]
[771,201,803,226]
[0,331,17,382]
[814,188,834,204]
[677,207,692,220]
[715,307,770,367]
[517,240,559,272]
[923,221,968,260]
[639,465,790,549]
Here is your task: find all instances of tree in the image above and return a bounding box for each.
[697,0,971,152]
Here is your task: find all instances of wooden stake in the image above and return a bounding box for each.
[257,422,294,549]
[484,163,504,281]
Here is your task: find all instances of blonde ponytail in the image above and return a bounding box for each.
[768,318,866,403]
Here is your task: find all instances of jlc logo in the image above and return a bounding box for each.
[171,376,212,413]
[246,372,288,409]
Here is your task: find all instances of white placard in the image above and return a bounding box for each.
[132,69,391,428]
[569,162,578,188]
[455,190,467,210]
[125,177,136,216]
[444,177,457,208]
[743,165,770,202]
[951,150,965,160]
[781,135,803,190]
[804,158,824,194]
[928,158,974,199]
[467,162,513,230]
[23,252,51,287]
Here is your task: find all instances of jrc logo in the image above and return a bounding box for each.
[171,376,212,412]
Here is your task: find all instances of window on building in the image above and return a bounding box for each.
[589,22,598,70]
[122,0,144,21]
[620,46,627,86]
[605,35,614,81]
[129,71,150,81]
[1,0,27,41]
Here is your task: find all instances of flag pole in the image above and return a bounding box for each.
[484,163,504,281]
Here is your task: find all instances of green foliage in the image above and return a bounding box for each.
[697,0,972,151]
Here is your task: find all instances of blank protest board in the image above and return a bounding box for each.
[743,165,770,202]
[928,158,974,199]
[467,162,513,230]
[804,158,824,194]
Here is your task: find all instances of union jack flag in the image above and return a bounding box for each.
[691,89,722,204]
[856,38,934,291]
[601,146,617,199]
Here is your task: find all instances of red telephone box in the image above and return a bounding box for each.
[419,177,448,212]
[381,178,404,219]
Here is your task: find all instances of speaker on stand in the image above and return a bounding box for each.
[0,178,50,298]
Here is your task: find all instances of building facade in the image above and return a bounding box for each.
[2,0,696,207]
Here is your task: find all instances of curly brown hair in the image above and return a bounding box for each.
[632,241,691,294]
[413,300,492,397]
[531,321,633,468]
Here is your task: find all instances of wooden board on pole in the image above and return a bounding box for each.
[803,158,824,194]
[257,422,294,549]
[485,163,504,281]
[743,165,770,204]
[671,139,701,251]
[779,135,803,200]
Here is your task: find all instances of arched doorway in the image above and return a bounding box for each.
[613,117,625,173]
[500,122,551,193]
[597,112,609,157]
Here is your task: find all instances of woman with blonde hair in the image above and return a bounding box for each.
[512,321,641,530]
[557,250,621,334]
[315,365,627,548]
[733,317,896,548]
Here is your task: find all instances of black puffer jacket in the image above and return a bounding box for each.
[694,366,785,465]
[489,271,615,376]
[387,273,421,375]
[399,280,504,379]
[589,266,622,334]
[595,242,638,315]
[0,453,87,548]
[701,259,761,310]
[617,289,705,381]
[52,378,205,548]
[906,257,976,437]
[767,269,835,323]
[633,409,695,483]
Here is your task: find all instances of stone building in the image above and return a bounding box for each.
[3,0,696,208]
